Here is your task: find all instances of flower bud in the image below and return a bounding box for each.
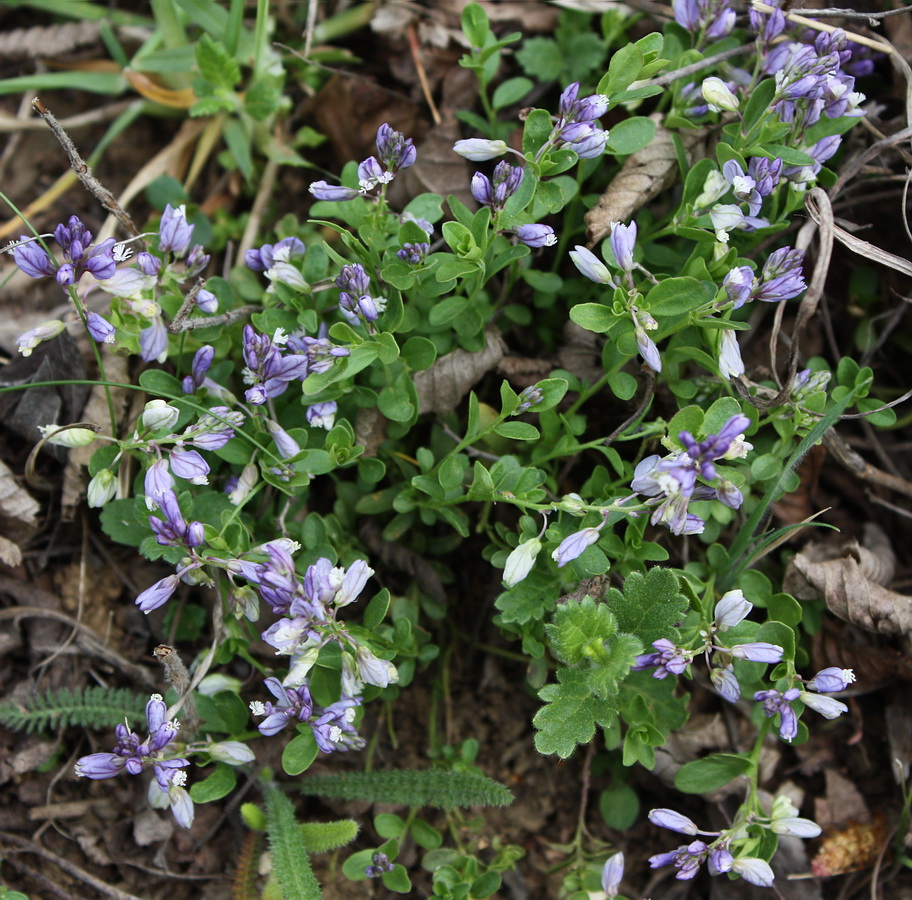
[714,589,752,630]
[38,424,97,448]
[143,399,180,432]
[702,77,739,112]
[694,169,729,208]
[503,538,542,587]
[17,319,66,357]
[207,740,255,765]
[87,469,117,507]
[452,138,509,161]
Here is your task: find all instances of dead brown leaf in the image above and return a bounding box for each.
[585,117,708,246]
[788,533,911,635]
[413,329,506,414]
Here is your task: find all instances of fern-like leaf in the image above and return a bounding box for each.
[299,769,513,809]
[265,786,321,900]
[0,687,147,734]
[300,819,359,853]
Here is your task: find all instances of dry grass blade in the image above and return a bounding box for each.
[0,20,101,60]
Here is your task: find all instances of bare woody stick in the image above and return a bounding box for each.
[31,97,144,248]
[169,279,260,333]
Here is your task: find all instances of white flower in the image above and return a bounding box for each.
[503,538,541,587]
[702,77,739,112]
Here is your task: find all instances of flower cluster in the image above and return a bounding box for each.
[547,82,609,159]
[674,0,735,42]
[630,414,751,535]
[244,236,306,290]
[755,666,852,741]
[335,263,387,329]
[75,694,193,828]
[309,123,416,200]
[241,325,310,404]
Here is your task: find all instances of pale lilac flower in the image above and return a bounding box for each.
[714,590,752,630]
[472,161,524,212]
[136,252,161,276]
[722,160,761,215]
[710,665,741,702]
[731,857,774,887]
[633,306,662,372]
[244,237,305,272]
[806,667,855,692]
[551,523,604,567]
[182,345,215,393]
[136,574,180,612]
[610,221,637,273]
[649,840,709,880]
[718,329,744,379]
[87,469,117,508]
[308,181,359,202]
[267,419,301,459]
[722,265,754,309]
[569,245,612,284]
[365,852,395,878]
[708,847,734,874]
[728,641,784,663]
[97,267,156,299]
[207,741,256,765]
[601,852,624,898]
[515,385,543,413]
[356,646,398,688]
[51,217,117,285]
[503,538,541,587]
[798,691,848,719]
[251,677,314,736]
[170,448,210,484]
[376,123,416,171]
[180,407,244,452]
[241,325,309,404]
[16,319,65,356]
[142,399,179,432]
[144,459,175,510]
[158,204,194,256]
[139,317,168,363]
[755,687,801,740]
[453,138,508,161]
[550,82,609,157]
[512,224,556,247]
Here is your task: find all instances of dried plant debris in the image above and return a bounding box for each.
[584,116,707,246]
[0,21,102,61]
[785,525,909,635]
[413,329,506,414]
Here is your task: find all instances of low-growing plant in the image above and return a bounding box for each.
[1,0,894,896]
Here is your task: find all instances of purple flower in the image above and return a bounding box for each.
[515,385,543,413]
[634,638,692,679]
[286,332,350,374]
[144,459,175,510]
[649,840,709,880]
[806,666,855,693]
[180,407,244,451]
[136,252,161,276]
[375,123,416,171]
[311,695,364,753]
[633,307,662,372]
[245,237,306,272]
[195,288,218,313]
[753,246,806,303]
[149,490,194,547]
[365,851,395,878]
[551,82,609,157]
[170,448,210,484]
[251,678,314,736]
[306,401,337,430]
[75,694,188,797]
[512,224,556,248]
[748,156,783,197]
[185,244,210,277]
[397,241,430,264]
[718,329,744,380]
[158,203,194,257]
[308,181,360,202]
[182,345,215,393]
[136,574,180,613]
[754,687,801,740]
[241,325,309,404]
[471,161,524,212]
[722,266,754,309]
[722,160,762,216]
[12,236,55,278]
[86,311,115,344]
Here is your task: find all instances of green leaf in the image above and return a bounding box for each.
[363,588,391,630]
[382,865,411,893]
[643,276,706,316]
[741,78,777,134]
[462,2,490,46]
[546,595,618,667]
[702,396,744,437]
[190,762,237,803]
[533,668,618,758]
[570,302,615,334]
[493,76,533,109]
[195,33,240,89]
[410,818,443,849]
[598,43,643,95]
[265,786,322,900]
[99,498,147,547]
[515,38,564,82]
[493,421,540,440]
[675,753,751,793]
[375,813,407,838]
[138,369,182,398]
[522,108,555,156]
[604,569,689,649]
[605,116,657,155]
[283,730,319,776]
[223,117,253,182]
[402,336,437,371]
